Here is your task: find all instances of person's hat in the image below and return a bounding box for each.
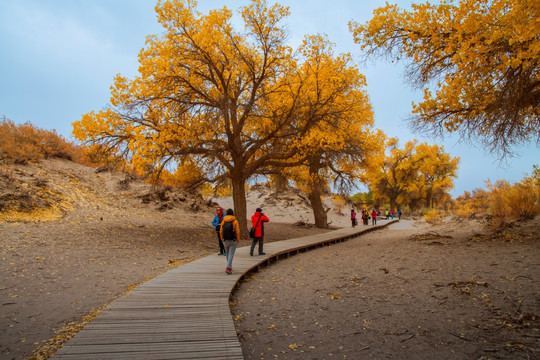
[226,208,234,215]
[256,208,262,212]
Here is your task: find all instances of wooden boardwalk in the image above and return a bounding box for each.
[53,220,398,359]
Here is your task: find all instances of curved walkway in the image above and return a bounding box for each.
[53,220,398,359]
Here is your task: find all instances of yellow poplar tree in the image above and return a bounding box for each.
[368,140,458,211]
[414,143,459,208]
[273,35,380,228]
[369,139,419,211]
[350,0,539,156]
[73,0,299,235]
[73,0,377,234]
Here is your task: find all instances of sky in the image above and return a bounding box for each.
[1,0,538,197]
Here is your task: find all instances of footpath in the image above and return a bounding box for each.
[53,220,398,359]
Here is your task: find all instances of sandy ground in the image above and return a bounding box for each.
[1,159,539,360]
[231,218,540,359]
[0,159,334,360]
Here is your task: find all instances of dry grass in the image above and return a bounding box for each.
[0,118,90,165]
[453,167,540,225]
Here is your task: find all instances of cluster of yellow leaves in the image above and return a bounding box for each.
[367,139,459,212]
[452,188,490,218]
[0,203,68,223]
[350,0,540,155]
[486,169,540,220]
[423,208,445,224]
[159,158,204,190]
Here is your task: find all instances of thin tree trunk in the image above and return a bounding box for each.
[273,174,289,193]
[425,189,433,209]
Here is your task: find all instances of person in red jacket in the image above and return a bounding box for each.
[250,208,269,256]
[371,209,377,225]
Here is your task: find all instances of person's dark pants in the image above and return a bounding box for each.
[250,237,264,255]
[217,232,225,254]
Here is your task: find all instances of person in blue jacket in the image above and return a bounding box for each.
[212,206,226,255]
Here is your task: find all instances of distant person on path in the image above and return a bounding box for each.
[371,209,377,225]
[385,209,389,219]
[362,208,369,226]
[220,209,240,274]
[351,209,357,227]
[398,209,402,220]
[250,208,269,256]
[212,206,226,255]
[390,208,394,219]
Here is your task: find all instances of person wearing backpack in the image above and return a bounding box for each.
[219,208,240,274]
[211,206,226,256]
[250,208,269,256]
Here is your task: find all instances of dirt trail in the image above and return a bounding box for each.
[231,218,540,360]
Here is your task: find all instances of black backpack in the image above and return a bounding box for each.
[222,221,236,240]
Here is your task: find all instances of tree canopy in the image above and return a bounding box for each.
[350,0,539,156]
[283,35,380,227]
[366,139,459,211]
[73,0,377,233]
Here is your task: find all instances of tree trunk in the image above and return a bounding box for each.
[389,195,398,213]
[273,174,289,193]
[425,188,433,209]
[309,186,328,229]
[390,199,397,212]
[231,176,248,238]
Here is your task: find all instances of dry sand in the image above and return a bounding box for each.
[1,159,538,359]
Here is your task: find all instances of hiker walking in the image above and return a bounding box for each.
[351,209,357,227]
[220,209,240,274]
[363,208,369,226]
[211,206,226,255]
[371,209,377,225]
[250,208,269,256]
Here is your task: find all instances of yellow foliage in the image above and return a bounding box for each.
[350,0,540,156]
[0,204,66,223]
[487,176,540,220]
[0,118,89,165]
[72,0,378,229]
[366,139,458,212]
[454,166,540,222]
[331,194,348,212]
[423,208,445,224]
[453,189,490,218]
